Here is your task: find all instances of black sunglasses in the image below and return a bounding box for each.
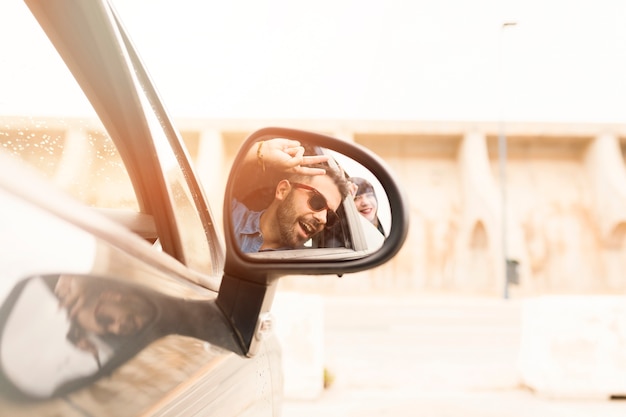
[291,182,339,227]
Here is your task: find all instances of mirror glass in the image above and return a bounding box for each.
[229,136,391,260]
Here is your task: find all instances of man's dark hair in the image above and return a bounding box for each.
[350,177,376,199]
[288,163,350,199]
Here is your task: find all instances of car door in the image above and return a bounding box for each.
[0,0,282,416]
[0,0,410,415]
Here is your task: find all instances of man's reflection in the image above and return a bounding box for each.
[54,275,156,366]
[231,138,350,252]
[0,274,157,398]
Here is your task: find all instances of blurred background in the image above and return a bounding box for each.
[3,0,626,415]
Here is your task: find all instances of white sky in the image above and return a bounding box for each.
[3,0,626,123]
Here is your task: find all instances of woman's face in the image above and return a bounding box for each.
[354,192,378,224]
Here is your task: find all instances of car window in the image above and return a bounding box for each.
[0,3,137,212]
[0,118,138,211]
[0,2,223,279]
[112,9,223,274]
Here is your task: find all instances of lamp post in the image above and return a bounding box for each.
[499,21,516,300]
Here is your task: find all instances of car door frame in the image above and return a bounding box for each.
[24,0,224,278]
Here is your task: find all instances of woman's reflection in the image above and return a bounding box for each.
[348,177,386,236]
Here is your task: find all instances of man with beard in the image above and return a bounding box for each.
[232,138,349,252]
[54,275,157,366]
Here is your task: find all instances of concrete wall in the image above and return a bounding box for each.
[241,121,626,296]
[179,119,626,297]
[3,117,626,296]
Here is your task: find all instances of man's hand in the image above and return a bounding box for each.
[54,275,87,319]
[259,138,329,175]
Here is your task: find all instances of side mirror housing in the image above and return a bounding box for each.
[223,127,410,282]
[218,127,410,355]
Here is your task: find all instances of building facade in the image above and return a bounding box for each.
[3,117,626,296]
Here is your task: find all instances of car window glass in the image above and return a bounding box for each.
[0,2,138,211]
[133,76,216,271]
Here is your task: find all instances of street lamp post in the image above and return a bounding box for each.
[499,21,516,300]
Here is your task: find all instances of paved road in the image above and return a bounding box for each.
[281,294,626,417]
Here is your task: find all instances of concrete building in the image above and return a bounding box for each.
[3,116,626,297]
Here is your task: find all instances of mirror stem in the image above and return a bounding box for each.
[216,274,278,357]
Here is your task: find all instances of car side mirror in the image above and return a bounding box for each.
[223,127,410,280]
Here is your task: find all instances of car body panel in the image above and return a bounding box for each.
[0,153,283,415]
[0,0,282,414]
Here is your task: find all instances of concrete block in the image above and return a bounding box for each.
[272,291,325,400]
[518,296,626,399]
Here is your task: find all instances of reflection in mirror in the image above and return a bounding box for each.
[0,275,238,401]
[0,275,157,399]
[229,136,390,259]
[330,150,391,237]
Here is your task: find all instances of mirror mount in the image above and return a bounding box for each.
[216,273,278,357]
[219,127,409,356]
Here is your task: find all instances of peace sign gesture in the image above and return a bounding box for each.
[255,138,329,175]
